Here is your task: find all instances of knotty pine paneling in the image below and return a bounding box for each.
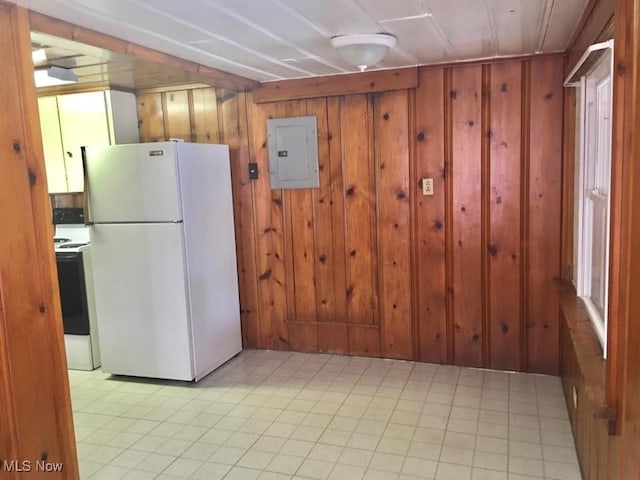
[488,61,523,371]
[281,100,318,351]
[414,68,447,364]
[340,95,380,356]
[249,100,289,350]
[450,65,484,367]
[218,89,260,348]
[527,56,563,374]
[374,90,413,359]
[135,55,564,373]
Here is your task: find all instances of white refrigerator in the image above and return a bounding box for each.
[85,141,242,381]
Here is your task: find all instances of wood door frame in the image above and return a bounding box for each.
[0,2,78,478]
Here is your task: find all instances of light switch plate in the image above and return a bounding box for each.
[422,177,434,196]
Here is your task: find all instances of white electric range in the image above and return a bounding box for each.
[54,223,101,371]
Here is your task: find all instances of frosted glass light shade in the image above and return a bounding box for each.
[331,33,396,71]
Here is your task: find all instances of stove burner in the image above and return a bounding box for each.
[54,238,72,244]
[57,243,88,249]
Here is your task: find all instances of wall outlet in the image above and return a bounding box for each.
[572,386,578,409]
[422,177,434,196]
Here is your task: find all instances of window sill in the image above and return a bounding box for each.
[554,278,615,433]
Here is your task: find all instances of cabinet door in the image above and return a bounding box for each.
[58,92,111,192]
[37,96,68,193]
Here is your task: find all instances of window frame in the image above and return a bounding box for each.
[573,41,614,356]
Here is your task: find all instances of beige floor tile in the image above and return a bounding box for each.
[363,468,401,480]
[435,462,472,480]
[69,350,575,480]
[265,453,305,474]
[401,457,438,478]
[135,453,176,474]
[369,452,405,473]
[473,451,507,471]
[297,458,334,480]
[209,445,247,465]
[339,447,374,467]
[471,467,507,479]
[439,446,474,466]
[328,463,366,480]
[377,437,411,456]
[407,441,442,461]
[508,456,544,477]
[223,466,262,480]
[162,457,203,478]
[280,439,315,457]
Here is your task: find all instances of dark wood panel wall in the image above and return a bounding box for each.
[558,0,640,478]
[136,55,564,374]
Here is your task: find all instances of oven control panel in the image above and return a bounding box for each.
[53,207,84,225]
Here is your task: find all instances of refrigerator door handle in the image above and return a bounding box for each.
[88,220,184,225]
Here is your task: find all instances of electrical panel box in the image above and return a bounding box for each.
[267,116,319,189]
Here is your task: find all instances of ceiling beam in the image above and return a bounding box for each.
[253,67,419,104]
[28,11,259,92]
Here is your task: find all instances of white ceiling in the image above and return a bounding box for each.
[14,0,588,82]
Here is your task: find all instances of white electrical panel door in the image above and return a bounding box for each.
[267,116,319,189]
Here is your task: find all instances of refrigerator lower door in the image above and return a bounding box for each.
[90,223,194,380]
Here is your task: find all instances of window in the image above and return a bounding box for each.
[572,42,614,354]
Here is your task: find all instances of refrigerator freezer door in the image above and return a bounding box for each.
[90,223,194,380]
[85,142,182,223]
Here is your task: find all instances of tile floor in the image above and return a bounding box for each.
[70,349,582,480]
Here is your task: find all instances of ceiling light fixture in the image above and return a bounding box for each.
[330,33,397,72]
[34,66,78,88]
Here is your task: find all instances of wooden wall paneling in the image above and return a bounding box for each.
[273,103,297,348]
[0,2,78,477]
[481,65,491,369]
[414,67,447,364]
[340,94,380,356]
[162,90,192,141]
[191,87,220,144]
[595,8,633,472]
[321,96,349,353]
[50,192,84,209]
[450,65,484,367]
[281,100,318,352]
[561,88,577,281]
[348,325,381,358]
[247,98,289,349]
[307,97,346,353]
[521,61,532,374]
[565,0,616,74]
[219,90,261,348]
[136,92,165,142]
[374,90,413,359]
[526,56,563,374]
[253,67,418,103]
[130,56,568,371]
[444,68,455,364]
[617,0,640,474]
[487,61,523,371]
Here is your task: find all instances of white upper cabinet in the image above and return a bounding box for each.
[39,90,139,193]
[37,96,67,193]
[57,92,111,193]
